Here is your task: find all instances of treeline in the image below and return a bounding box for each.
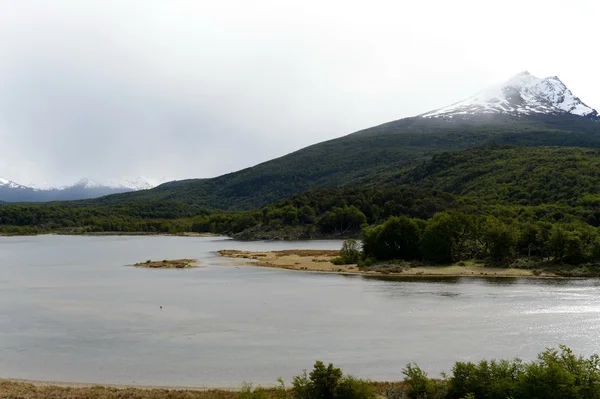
[362,212,600,266]
[0,201,208,234]
[188,186,457,237]
[0,187,458,237]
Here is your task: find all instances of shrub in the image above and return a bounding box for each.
[448,359,523,399]
[239,382,270,399]
[340,239,362,263]
[331,257,346,265]
[446,346,600,399]
[357,257,376,268]
[402,363,447,399]
[292,361,376,399]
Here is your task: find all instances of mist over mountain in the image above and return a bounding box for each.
[0,177,157,202]
[421,71,598,119]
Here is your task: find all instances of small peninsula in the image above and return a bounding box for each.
[218,250,557,278]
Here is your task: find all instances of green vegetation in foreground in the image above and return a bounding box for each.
[2,346,599,399]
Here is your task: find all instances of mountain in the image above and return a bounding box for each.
[0,177,157,202]
[421,71,599,119]
[77,72,600,210]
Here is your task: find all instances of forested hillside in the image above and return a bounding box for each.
[396,146,600,206]
[80,114,600,210]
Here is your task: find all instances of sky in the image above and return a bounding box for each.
[0,0,598,187]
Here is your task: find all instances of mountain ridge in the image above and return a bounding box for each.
[0,176,158,202]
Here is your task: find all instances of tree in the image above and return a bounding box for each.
[481,216,518,263]
[420,212,478,263]
[339,239,361,264]
[298,205,317,224]
[318,206,366,234]
[363,216,424,261]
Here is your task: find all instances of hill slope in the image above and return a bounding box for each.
[397,146,600,207]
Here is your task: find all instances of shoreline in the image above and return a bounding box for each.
[0,232,222,238]
[217,249,572,279]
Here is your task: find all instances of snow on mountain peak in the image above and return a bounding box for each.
[422,72,598,119]
[0,177,28,189]
[71,177,156,190]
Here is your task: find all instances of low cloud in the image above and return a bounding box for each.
[0,0,597,185]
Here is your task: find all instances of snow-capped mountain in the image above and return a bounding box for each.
[0,176,161,202]
[0,177,29,190]
[69,177,155,191]
[422,71,598,119]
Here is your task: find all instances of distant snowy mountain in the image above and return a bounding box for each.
[422,71,599,119]
[0,177,29,190]
[69,177,155,191]
[0,176,161,202]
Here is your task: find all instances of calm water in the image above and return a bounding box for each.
[1,235,600,387]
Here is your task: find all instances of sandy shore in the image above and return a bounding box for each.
[218,250,557,278]
[81,232,220,237]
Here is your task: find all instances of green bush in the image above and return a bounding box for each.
[239,382,270,399]
[331,257,345,265]
[446,345,600,399]
[292,361,375,399]
[340,239,362,264]
[357,257,375,268]
[403,363,447,399]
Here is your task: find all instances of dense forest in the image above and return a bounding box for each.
[395,146,600,206]
[0,186,458,236]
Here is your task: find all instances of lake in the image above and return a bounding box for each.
[1,235,599,387]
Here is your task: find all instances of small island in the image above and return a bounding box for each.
[131,259,199,269]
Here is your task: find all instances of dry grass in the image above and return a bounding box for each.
[0,379,402,399]
[217,250,358,273]
[272,250,340,257]
[0,380,240,399]
[132,259,199,269]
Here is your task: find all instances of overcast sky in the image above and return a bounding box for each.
[0,0,598,187]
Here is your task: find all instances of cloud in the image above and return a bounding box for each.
[0,0,598,185]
